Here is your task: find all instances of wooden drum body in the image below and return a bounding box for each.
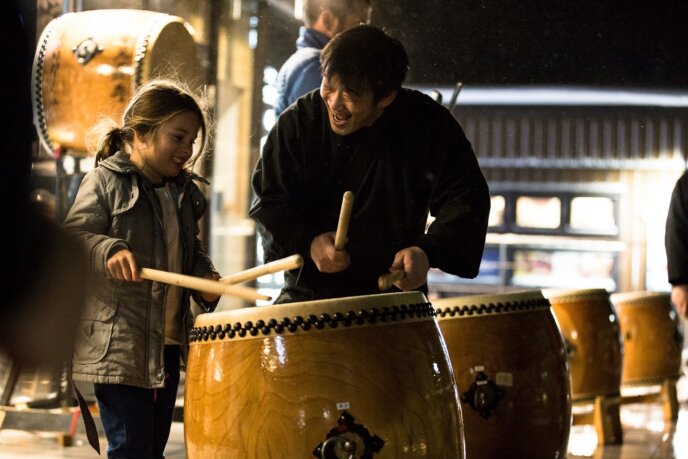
[434,290,571,459]
[32,9,201,154]
[543,289,623,401]
[610,291,683,386]
[185,292,465,458]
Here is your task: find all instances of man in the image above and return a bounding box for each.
[666,170,688,318]
[273,0,371,115]
[250,25,490,303]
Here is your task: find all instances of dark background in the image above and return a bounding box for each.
[264,0,688,88]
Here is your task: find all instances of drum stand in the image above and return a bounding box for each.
[572,395,623,445]
[571,378,679,445]
[619,378,680,424]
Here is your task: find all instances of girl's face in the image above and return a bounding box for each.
[132,110,200,183]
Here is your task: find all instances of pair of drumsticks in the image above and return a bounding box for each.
[143,190,401,299]
[334,191,404,291]
[139,254,304,302]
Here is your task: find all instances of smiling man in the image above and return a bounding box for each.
[250,25,490,303]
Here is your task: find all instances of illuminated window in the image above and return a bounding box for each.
[515,196,561,229]
[488,195,505,227]
[570,196,616,231]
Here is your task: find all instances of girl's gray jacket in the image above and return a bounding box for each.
[63,152,219,388]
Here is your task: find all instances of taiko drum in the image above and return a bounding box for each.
[32,9,201,155]
[610,291,683,386]
[543,288,623,401]
[184,292,465,458]
[434,290,571,459]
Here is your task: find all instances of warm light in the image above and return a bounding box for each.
[516,196,561,229]
[489,195,505,227]
[294,0,303,20]
[570,196,616,231]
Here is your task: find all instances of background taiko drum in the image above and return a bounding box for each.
[543,288,623,401]
[610,291,682,386]
[32,9,202,155]
[185,292,465,458]
[434,290,571,459]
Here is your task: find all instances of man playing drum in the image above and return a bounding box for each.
[250,25,490,303]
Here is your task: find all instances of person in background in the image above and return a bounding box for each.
[251,25,490,303]
[63,79,220,458]
[273,0,372,116]
[666,170,688,318]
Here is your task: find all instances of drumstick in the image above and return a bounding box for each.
[219,254,304,284]
[334,191,354,251]
[378,269,405,291]
[140,268,271,302]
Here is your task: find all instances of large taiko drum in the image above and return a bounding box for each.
[610,291,683,386]
[184,292,465,458]
[543,288,623,401]
[433,290,571,459]
[32,9,202,155]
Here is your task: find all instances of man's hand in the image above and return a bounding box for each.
[671,284,688,318]
[310,231,350,273]
[388,246,429,291]
[106,248,140,281]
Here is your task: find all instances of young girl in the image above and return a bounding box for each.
[63,79,220,458]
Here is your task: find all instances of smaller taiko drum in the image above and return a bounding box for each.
[433,290,571,459]
[32,9,202,155]
[610,291,683,386]
[184,292,465,458]
[543,288,623,401]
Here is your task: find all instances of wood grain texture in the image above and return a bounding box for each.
[185,292,464,458]
[436,291,572,459]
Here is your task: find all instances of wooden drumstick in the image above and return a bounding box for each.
[334,191,354,251]
[140,268,271,302]
[219,254,304,285]
[378,269,405,291]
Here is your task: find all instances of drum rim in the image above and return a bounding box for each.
[610,290,670,306]
[431,289,544,308]
[542,287,610,303]
[191,291,433,342]
[432,289,552,318]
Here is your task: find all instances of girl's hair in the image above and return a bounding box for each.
[90,79,210,169]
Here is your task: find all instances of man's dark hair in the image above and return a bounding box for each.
[320,25,408,101]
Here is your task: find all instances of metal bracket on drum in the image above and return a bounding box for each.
[461,371,505,419]
[72,38,104,65]
[313,411,384,459]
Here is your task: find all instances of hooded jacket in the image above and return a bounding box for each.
[63,152,218,388]
[273,27,330,115]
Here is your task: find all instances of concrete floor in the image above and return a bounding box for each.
[1,378,687,458]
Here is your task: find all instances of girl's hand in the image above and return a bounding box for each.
[201,272,221,302]
[106,248,140,281]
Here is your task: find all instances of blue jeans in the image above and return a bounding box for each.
[94,345,180,459]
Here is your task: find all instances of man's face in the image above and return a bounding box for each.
[333,0,371,35]
[320,75,387,136]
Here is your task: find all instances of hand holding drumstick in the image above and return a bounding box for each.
[106,248,270,302]
[310,191,354,273]
[378,246,430,291]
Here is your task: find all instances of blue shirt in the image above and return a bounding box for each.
[273,27,330,115]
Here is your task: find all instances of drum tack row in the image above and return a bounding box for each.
[183,288,683,458]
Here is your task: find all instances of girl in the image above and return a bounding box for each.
[64,79,220,458]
